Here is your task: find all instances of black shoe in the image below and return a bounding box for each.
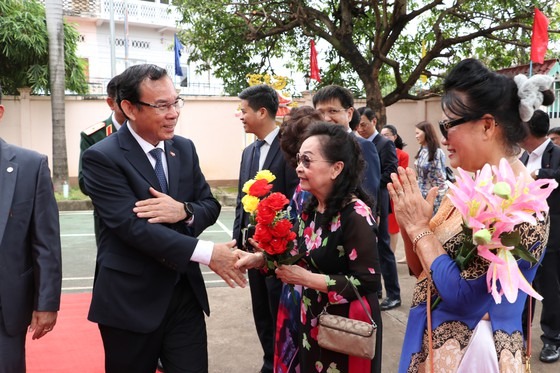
[380,297,401,311]
[377,291,383,299]
[539,344,560,363]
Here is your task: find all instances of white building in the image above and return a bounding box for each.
[46,0,224,96]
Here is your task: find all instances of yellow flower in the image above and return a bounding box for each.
[242,195,260,213]
[242,179,256,194]
[255,170,276,183]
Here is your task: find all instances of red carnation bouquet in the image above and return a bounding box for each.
[241,170,304,270]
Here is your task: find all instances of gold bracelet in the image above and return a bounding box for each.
[412,230,434,253]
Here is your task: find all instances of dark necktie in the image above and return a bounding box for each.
[249,140,265,178]
[150,148,168,194]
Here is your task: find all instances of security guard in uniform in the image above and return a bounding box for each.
[78,74,125,195]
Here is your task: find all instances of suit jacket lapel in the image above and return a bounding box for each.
[541,142,554,169]
[262,135,280,171]
[0,140,17,246]
[520,151,529,166]
[166,140,180,198]
[120,125,162,191]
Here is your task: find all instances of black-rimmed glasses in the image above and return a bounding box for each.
[137,98,184,113]
[438,116,480,139]
[296,153,331,168]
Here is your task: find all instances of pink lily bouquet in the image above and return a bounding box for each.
[446,158,557,304]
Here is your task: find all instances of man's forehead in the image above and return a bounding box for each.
[315,98,343,108]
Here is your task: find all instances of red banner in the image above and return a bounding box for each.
[530,8,549,64]
[310,40,321,82]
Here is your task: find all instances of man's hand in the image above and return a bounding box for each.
[29,311,57,340]
[209,240,247,288]
[134,187,186,223]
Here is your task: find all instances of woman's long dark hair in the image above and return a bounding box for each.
[415,121,440,162]
[383,124,406,149]
[301,122,374,227]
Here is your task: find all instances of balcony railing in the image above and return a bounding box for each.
[41,0,181,28]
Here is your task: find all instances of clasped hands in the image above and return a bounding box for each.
[387,166,436,237]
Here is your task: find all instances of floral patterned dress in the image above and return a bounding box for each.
[399,197,549,372]
[415,147,448,213]
[289,200,383,373]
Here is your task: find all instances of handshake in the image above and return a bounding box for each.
[208,239,265,288]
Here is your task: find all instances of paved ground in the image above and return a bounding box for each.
[60,208,558,372]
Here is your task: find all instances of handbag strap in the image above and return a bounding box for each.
[321,278,377,327]
[426,273,434,373]
[526,296,532,373]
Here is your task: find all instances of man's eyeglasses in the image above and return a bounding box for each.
[296,153,331,168]
[317,108,347,117]
[438,116,480,139]
[137,98,184,113]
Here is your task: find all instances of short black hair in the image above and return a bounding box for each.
[116,64,169,111]
[312,85,354,109]
[548,127,560,136]
[106,74,121,99]
[527,110,550,137]
[0,83,3,104]
[238,84,279,118]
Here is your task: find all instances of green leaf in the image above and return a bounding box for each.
[500,231,521,247]
[278,252,306,266]
[510,245,538,264]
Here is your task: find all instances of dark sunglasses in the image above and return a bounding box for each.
[438,116,481,139]
[296,153,331,168]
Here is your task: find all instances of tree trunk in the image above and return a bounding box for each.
[364,77,386,130]
[46,0,68,191]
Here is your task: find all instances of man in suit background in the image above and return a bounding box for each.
[357,106,401,310]
[548,126,560,146]
[82,64,246,373]
[312,85,381,209]
[233,84,299,373]
[0,84,62,372]
[78,73,125,195]
[520,109,560,363]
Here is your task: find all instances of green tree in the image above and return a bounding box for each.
[0,0,87,95]
[175,0,558,125]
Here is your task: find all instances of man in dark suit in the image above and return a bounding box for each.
[0,85,62,372]
[312,85,381,209]
[82,64,246,373]
[232,84,299,373]
[520,109,560,364]
[357,106,400,310]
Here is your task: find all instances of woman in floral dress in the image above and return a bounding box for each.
[414,121,448,213]
[237,123,382,372]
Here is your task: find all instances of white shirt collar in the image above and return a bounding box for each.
[126,122,165,155]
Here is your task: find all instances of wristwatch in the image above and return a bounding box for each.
[183,202,194,221]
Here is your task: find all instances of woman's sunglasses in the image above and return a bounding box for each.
[438,116,480,139]
[296,153,331,168]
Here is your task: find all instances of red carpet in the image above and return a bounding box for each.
[26,292,104,372]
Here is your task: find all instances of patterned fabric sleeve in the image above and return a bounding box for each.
[325,200,381,304]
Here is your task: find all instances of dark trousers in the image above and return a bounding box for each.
[378,190,400,300]
[0,307,26,373]
[99,279,208,373]
[248,268,283,373]
[535,250,560,345]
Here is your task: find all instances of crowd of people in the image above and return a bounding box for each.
[1,56,559,373]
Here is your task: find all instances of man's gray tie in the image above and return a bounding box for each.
[150,148,168,194]
[249,140,265,178]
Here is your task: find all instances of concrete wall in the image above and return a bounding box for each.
[0,91,443,186]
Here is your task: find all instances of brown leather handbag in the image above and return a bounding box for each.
[317,282,377,360]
